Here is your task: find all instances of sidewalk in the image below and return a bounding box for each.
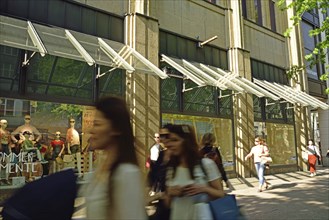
[230,166,329,220]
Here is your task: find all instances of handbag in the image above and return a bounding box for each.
[209,194,240,220]
[261,156,273,164]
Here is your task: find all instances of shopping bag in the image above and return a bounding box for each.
[1,169,77,220]
[209,194,239,220]
[261,156,273,165]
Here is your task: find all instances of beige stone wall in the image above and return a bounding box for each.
[74,0,128,15]
[125,14,161,174]
[244,20,288,67]
[153,0,228,49]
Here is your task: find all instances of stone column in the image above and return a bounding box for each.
[228,1,254,178]
[125,12,161,173]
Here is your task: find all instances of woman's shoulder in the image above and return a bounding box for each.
[116,163,140,173]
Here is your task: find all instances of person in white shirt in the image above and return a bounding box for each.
[86,96,146,220]
[245,136,270,192]
[150,133,161,162]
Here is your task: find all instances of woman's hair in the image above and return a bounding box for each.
[95,96,138,170]
[255,136,263,143]
[201,133,216,146]
[164,124,201,179]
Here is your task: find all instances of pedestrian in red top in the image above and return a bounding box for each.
[306,139,321,177]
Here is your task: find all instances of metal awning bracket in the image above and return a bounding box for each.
[22,51,36,66]
[96,67,117,79]
[219,90,241,99]
[182,79,204,92]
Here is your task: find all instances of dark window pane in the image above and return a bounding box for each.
[66,3,82,32]
[161,77,180,111]
[29,0,48,22]
[187,41,196,60]
[219,50,228,69]
[269,0,276,32]
[82,8,96,36]
[258,63,264,80]
[177,37,187,59]
[98,66,125,97]
[219,90,232,116]
[110,17,124,42]
[167,35,177,56]
[0,46,20,93]
[159,32,167,54]
[48,0,65,27]
[96,12,109,39]
[263,64,270,81]
[7,0,28,18]
[212,49,220,67]
[183,83,216,114]
[253,95,262,120]
[204,47,212,65]
[251,60,259,78]
[268,65,274,82]
[196,48,205,63]
[26,55,93,99]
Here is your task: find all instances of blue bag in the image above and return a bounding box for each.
[209,194,239,220]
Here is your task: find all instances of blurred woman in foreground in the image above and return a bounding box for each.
[86,96,146,220]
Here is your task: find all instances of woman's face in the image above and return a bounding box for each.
[255,139,261,145]
[90,110,118,150]
[164,133,184,156]
[308,140,313,145]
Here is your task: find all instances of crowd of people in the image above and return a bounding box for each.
[2,95,326,220]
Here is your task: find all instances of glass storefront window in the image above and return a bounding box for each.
[254,121,296,165]
[162,113,234,171]
[0,97,97,183]
[27,54,94,100]
[0,45,20,93]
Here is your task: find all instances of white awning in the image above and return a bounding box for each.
[0,15,167,78]
[160,55,281,100]
[254,79,329,110]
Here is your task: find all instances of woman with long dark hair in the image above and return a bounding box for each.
[86,96,146,220]
[163,124,224,220]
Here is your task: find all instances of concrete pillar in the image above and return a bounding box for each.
[319,109,329,166]
[124,12,161,173]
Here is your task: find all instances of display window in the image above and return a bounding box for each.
[254,121,296,165]
[0,97,96,186]
[162,113,234,171]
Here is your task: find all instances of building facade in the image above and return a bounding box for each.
[0,0,328,184]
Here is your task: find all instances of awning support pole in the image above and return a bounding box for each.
[22,51,36,66]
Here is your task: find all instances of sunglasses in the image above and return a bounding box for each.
[25,118,31,120]
[159,133,170,140]
[154,136,160,139]
[70,121,75,123]
[55,134,60,136]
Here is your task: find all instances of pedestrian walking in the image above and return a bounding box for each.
[306,139,321,177]
[199,133,231,189]
[85,96,146,220]
[162,124,225,220]
[245,136,271,192]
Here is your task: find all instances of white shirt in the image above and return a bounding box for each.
[86,163,147,220]
[150,144,160,161]
[166,158,221,220]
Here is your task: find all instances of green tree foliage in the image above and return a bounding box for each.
[278,0,329,94]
